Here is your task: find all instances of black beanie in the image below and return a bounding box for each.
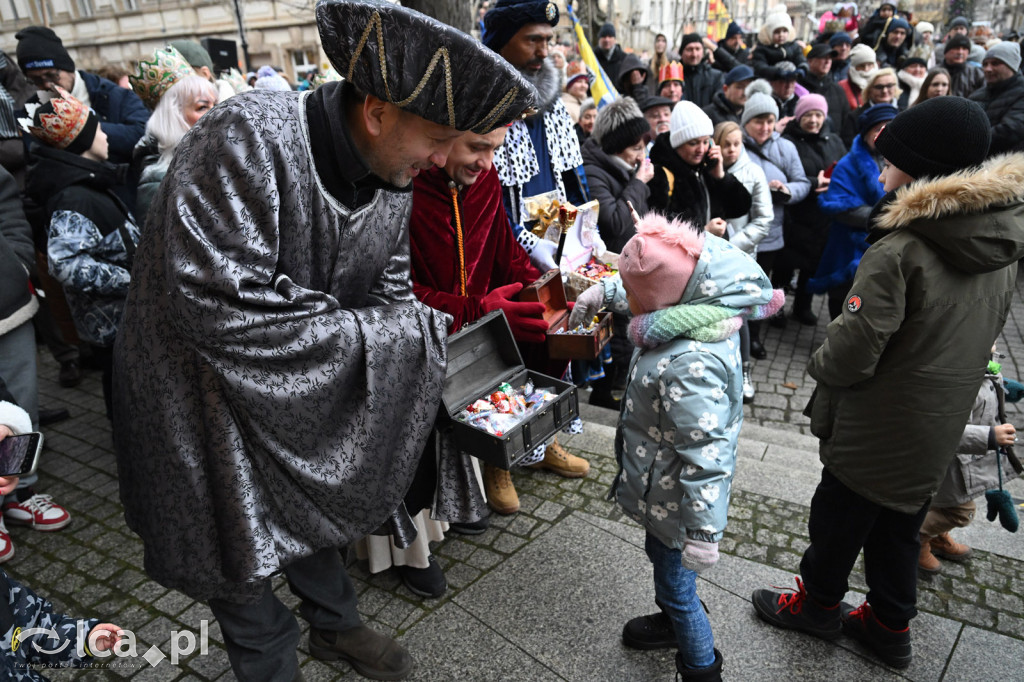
[15,26,75,73]
[945,34,972,52]
[680,33,703,49]
[592,96,649,155]
[874,97,991,180]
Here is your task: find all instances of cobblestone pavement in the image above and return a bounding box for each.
[10,276,1024,680]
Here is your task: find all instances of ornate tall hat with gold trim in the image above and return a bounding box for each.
[129,45,195,109]
[315,0,536,133]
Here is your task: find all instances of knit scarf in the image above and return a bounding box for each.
[628,289,785,349]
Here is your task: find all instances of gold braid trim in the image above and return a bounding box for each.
[449,184,467,296]
[346,9,528,131]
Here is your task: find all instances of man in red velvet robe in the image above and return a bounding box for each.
[409,126,591,523]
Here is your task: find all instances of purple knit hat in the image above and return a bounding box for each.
[794,94,828,122]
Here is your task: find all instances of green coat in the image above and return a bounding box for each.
[807,153,1024,513]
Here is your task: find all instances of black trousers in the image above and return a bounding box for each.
[800,468,929,629]
[208,546,361,682]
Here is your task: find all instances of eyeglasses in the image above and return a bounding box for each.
[872,82,897,91]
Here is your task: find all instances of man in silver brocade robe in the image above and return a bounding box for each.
[111,1,536,680]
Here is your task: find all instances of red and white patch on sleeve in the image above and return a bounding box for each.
[847,294,862,313]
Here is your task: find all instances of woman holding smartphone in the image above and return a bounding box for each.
[647,101,752,235]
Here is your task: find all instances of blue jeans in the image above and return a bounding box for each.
[645,533,715,669]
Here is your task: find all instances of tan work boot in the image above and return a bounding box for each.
[483,464,519,515]
[930,532,972,561]
[528,438,590,478]
[918,535,940,574]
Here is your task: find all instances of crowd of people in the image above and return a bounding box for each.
[0,0,1022,680]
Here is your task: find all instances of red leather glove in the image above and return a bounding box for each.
[482,282,549,343]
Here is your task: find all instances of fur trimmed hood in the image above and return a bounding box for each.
[873,152,1024,274]
[875,153,1024,230]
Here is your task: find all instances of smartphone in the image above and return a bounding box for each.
[823,160,839,179]
[0,432,43,477]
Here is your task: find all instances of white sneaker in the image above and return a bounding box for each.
[3,493,72,531]
[742,370,755,404]
[0,517,13,563]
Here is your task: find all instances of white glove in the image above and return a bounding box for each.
[680,539,719,574]
[516,228,559,272]
[568,282,604,329]
[529,237,559,272]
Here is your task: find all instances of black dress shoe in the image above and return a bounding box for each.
[588,389,621,410]
[749,340,767,360]
[38,407,70,426]
[309,625,413,679]
[397,555,447,598]
[448,517,489,535]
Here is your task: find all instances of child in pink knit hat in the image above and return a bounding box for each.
[613,212,782,679]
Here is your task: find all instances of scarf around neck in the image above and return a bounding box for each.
[628,289,785,349]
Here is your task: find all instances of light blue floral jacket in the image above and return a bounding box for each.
[611,235,774,547]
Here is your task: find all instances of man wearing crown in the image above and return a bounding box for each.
[111,2,536,680]
[658,62,685,102]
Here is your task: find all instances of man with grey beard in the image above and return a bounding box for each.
[482,0,590,271]
[480,0,593,517]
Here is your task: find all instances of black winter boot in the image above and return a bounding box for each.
[622,609,675,649]
[675,649,724,682]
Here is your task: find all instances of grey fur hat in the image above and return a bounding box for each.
[741,79,779,127]
[592,96,649,155]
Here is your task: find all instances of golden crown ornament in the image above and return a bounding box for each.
[129,45,195,109]
[20,86,90,149]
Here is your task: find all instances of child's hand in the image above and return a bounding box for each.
[994,423,1017,447]
[0,477,19,496]
[89,624,122,652]
[680,539,719,573]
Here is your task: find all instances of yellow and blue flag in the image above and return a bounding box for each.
[568,5,618,109]
[707,0,732,40]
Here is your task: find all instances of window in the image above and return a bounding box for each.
[291,49,318,78]
[77,0,93,16]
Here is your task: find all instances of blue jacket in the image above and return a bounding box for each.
[612,235,776,547]
[77,71,149,166]
[808,134,885,293]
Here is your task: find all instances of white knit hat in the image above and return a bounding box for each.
[916,21,934,34]
[669,101,714,148]
[849,43,879,69]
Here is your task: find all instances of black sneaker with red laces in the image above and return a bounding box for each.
[841,602,913,669]
[751,577,843,640]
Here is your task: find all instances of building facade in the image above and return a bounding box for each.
[0,0,327,81]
